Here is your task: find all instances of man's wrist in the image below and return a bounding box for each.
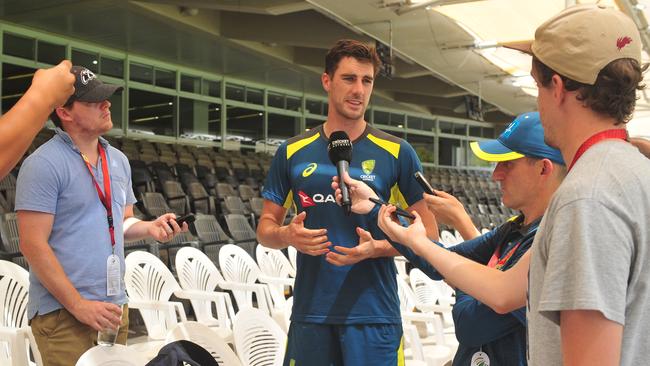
[123,217,142,233]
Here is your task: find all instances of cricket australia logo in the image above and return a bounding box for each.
[360,159,376,182]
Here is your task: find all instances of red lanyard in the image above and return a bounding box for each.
[80,144,115,248]
[568,129,628,171]
[487,242,521,270]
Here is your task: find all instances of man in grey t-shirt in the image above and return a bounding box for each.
[522,5,650,365]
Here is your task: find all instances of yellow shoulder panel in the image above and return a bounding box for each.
[367,133,400,159]
[388,184,409,210]
[287,133,320,159]
[283,190,294,210]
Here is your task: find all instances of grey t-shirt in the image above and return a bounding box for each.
[528,140,650,365]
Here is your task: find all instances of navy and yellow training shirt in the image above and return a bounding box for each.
[262,123,426,324]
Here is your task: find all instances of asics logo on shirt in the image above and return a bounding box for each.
[302,163,317,177]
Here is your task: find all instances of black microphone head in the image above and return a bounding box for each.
[328,131,353,164]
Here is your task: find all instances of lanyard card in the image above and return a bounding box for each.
[106,254,121,296]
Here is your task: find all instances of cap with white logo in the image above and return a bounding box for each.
[64,66,123,105]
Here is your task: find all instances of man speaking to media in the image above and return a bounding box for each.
[257,39,437,365]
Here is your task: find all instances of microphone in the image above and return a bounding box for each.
[328,131,353,215]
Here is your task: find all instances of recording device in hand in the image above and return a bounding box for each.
[168,214,195,229]
[414,171,436,196]
[368,197,416,220]
[328,131,353,215]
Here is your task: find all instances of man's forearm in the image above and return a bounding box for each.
[21,240,84,312]
[257,217,290,249]
[123,218,153,241]
[453,214,481,241]
[0,90,52,178]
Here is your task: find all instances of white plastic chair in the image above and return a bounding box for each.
[286,245,297,271]
[75,344,148,366]
[166,322,242,366]
[453,230,464,244]
[409,269,457,348]
[396,275,453,366]
[124,251,187,344]
[174,247,236,341]
[0,260,42,366]
[395,256,409,281]
[255,245,294,310]
[233,308,287,366]
[218,245,274,314]
[439,230,458,247]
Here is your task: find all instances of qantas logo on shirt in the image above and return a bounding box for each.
[298,191,315,207]
[297,191,335,208]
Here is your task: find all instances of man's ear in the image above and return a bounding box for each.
[321,72,331,93]
[551,74,566,104]
[539,158,554,176]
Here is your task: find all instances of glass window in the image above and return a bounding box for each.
[440,121,466,135]
[407,116,436,131]
[286,96,301,112]
[483,127,495,138]
[101,56,124,78]
[201,79,221,98]
[37,41,65,65]
[246,87,263,105]
[374,111,389,125]
[130,63,153,84]
[128,89,174,136]
[2,63,36,114]
[306,118,324,130]
[72,49,99,72]
[389,113,405,127]
[226,84,245,101]
[179,98,221,141]
[108,92,123,131]
[181,74,200,93]
[202,79,221,97]
[268,113,300,141]
[226,106,263,146]
[306,99,322,115]
[439,121,453,134]
[268,92,284,109]
[3,33,35,59]
[439,137,465,166]
[454,124,467,135]
[469,126,482,137]
[407,133,435,164]
[155,68,175,89]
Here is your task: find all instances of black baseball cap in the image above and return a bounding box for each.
[64,66,122,105]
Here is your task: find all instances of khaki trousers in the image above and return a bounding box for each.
[30,305,129,366]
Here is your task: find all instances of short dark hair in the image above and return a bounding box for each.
[324,39,382,77]
[533,57,647,124]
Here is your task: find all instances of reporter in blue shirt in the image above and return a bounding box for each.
[333,112,565,365]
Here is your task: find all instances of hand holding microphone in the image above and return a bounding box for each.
[328,131,353,215]
[331,170,378,215]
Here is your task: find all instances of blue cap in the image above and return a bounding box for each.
[470,112,565,165]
